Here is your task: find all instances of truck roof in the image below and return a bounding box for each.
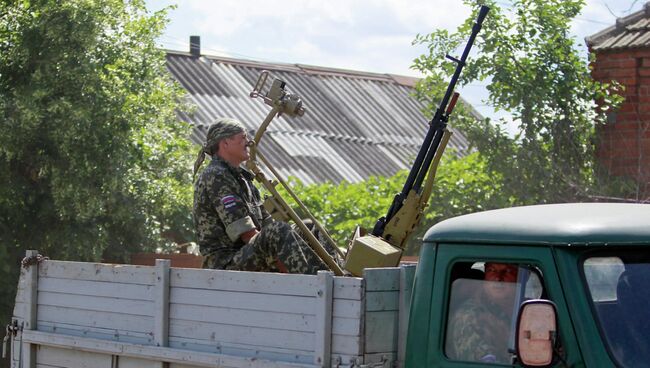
[424,203,650,247]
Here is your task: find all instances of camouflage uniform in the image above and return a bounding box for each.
[447,290,515,363]
[194,154,330,274]
[291,220,343,265]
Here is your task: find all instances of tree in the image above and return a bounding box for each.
[412,0,624,205]
[0,0,194,349]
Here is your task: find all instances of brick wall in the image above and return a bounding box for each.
[591,48,650,198]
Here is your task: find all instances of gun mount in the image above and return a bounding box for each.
[247,71,345,276]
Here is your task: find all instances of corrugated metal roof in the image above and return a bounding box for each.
[166,50,473,184]
[586,2,650,51]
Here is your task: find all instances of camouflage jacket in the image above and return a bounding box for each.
[447,295,514,363]
[193,156,272,268]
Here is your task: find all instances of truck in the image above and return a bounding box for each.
[6,202,650,367]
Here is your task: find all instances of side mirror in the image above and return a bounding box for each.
[516,300,558,367]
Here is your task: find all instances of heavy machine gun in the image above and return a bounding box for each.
[344,5,490,276]
[247,5,489,277]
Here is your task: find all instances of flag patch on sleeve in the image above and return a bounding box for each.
[221,195,238,209]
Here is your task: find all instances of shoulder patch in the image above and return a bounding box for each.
[222,195,238,209]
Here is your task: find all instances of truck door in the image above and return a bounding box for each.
[556,247,650,368]
[423,243,583,367]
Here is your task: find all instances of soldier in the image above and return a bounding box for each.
[447,262,519,363]
[193,117,331,274]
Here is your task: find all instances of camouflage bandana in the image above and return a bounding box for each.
[193,118,246,179]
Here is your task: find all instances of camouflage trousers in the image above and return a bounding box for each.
[225,221,330,275]
[291,220,343,266]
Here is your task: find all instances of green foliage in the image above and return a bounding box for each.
[281,151,509,255]
[0,0,194,347]
[412,0,624,204]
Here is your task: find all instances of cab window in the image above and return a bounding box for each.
[583,253,650,367]
[444,261,543,364]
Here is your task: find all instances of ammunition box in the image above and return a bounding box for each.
[344,235,402,277]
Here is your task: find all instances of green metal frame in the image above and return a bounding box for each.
[406,242,584,368]
[553,246,639,368]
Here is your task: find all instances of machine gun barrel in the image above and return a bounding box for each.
[372,5,489,237]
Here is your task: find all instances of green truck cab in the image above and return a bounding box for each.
[406,202,650,368]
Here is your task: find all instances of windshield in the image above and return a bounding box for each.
[583,253,650,367]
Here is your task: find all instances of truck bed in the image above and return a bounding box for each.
[10,250,415,368]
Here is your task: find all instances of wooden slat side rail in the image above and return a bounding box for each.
[37,292,153,315]
[330,275,365,366]
[22,330,318,368]
[167,270,370,366]
[38,277,154,300]
[364,268,400,291]
[35,274,156,342]
[36,259,158,347]
[170,268,320,296]
[36,345,111,367]
[37,308,154,339]
[154,259,170,348]
[314,271,333,367]
[153,260,171,368]
[397,264,416,368]
[37,320,154,345]
[168,269,322,363]
[11,286,26,368]
[362,268,401,363]
[170,288,316,314]
[23,250,39,368]
[332,276,363,300]
[39,260,157,285]
[169,320,314,350]
[167,337,314,365]
[169,304,316,331]
[329,276,364,360]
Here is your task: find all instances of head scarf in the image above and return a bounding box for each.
[193,117,245,180]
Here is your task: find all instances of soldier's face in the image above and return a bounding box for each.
[485,263,518,283]
[483,263,518,304]
[224,132,250,164]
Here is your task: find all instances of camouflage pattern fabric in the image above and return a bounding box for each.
[292,220,343,266]
[194,155,329,274]
[226,221,329,274]
[447,292,514,363]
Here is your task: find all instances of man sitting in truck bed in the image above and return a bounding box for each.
[193,118,332,274]
[447,262,519,363]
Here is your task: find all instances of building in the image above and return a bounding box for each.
[164,37,473,185]
[586,3,650,200]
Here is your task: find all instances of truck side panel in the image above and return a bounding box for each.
[10,256,415,368]
[37,260,157,345]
